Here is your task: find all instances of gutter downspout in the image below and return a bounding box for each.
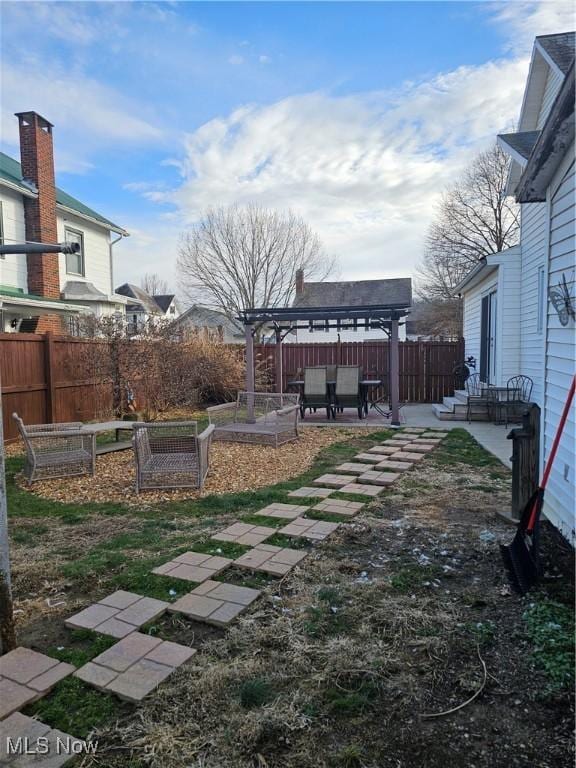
[109,232,125,297]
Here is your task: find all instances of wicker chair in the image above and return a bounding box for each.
[334,366,363,419]
[207,392,299,447]
[301,367,333,420]
[13,413,96,484]
[133,421,214,492]
[465,374,493,423]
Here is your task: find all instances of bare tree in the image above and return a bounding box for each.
[177,205,336,318]
[416,143,519,336]
[141,273,170,296]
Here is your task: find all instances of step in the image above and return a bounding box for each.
[442,396,468,414]
[454,389,469,404]
[432,403,461,421]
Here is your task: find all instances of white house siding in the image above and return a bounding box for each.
[536,65,564,130]
[497,257,522,383]
[0,186,28,291]
[519,202,548,406]
[295,326,406,343]
[542,155,575,541]
[57,212,113,297]
[463,274,498,373]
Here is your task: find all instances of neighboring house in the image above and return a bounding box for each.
[172,304,244,343]
[452,32,575,541]
[0,111,129,334]
[292,270,411,342]
[115,283,180,334]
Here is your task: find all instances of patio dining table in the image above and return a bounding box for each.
[287,379,382,418]
[80,420,136,455]
[481,385,522,425]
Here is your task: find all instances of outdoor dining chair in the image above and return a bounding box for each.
[13,413,96,484]
[493,375,534,427]
[465,373,493,423]
[334,365,363,419]
[301,367,334,420]
[132,421,214,492]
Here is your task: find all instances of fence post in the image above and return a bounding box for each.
[44,332,55,423]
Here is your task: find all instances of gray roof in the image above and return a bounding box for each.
[175,304,244,336]
[61,281,108,301]
[153,294,176,312]
[498,130,541,161]
[115,283,162,315]
[537,32,575,75]
[0,152,127,235]
[293,278,412,309]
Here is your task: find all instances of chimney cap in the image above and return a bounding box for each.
[14,111,54,129]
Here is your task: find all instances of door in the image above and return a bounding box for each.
[479,290,497,384]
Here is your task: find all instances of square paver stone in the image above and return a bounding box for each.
[312,499,364,516]
[234,545,307,575]
[335,462,374,475]
[254,503,310,519]
[390,451,424,463]
[66,592,169,638]
[212,522,276,546]
[0,649,74,719]
[0,713,83,766]
[412,438,442,445]
[0,678,39,720]
[339,483,383,497]
[170,579,261,626]
[76,633,196,703]
[353,453,383,464]
[0,648,59,685]
[367,446,398,455]
[402,427,426,433]
[374,460,411,472]
[422,432,446,438]
[358,471,400,486]
[312,474,354,488]
[403,443,434,453]
[152,553,232,583]
[279,517,339,541]
[288,486,335,498]
[382,439,413,447]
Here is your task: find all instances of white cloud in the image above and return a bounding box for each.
[489,0,575,55]
[0,61,163,173]
[158,56,526,280]
[259,55,271,64]
[228,55,244,66]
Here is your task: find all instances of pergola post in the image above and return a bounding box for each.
[245,323,255,421]
[390,314,400,426]
[275,328,283,396]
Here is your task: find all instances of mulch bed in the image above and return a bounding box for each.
[14,428,359,507]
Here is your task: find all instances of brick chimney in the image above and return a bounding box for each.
[295,268,304,296]
[16,111,62,332]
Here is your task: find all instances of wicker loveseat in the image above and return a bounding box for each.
[207,392,299,447]
[13,413,96,484]
[133,421,215,492]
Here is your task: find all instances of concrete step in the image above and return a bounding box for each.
[442,396,467,414]
[432,403,461,421]
[453,389,469,404]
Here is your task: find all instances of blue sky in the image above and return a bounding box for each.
[1,1,574,291]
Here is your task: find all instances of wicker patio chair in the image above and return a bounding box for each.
[334,366,364,419]
[207,392,300,447]
[12,413,96,484]
[301,367,333,420]
[133,421,215,492]
[493,375,534,427]
[465,374,493,423]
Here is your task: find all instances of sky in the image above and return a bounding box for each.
[0,0,574,295]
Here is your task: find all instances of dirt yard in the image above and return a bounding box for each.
[7,429,574,768]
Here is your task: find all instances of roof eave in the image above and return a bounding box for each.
[0,178,37,199]
[57,203,129,236]
[452,259,497,295]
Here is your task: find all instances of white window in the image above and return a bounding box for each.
[537,265,546,333]
[65,228,85,276]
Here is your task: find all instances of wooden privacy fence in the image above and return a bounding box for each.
[254,340,465,404]
[0,333,114,442]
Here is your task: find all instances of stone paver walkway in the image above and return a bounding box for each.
[152,552,232,583]
[288,486,334,498]
[367,446,398,455]
[402,443,434,453]
[357,471,400,486]
[234,544,307,575]
[390,451,424,462]
[0,648,74,719]
[0,712,83,766]
[373,460,410,472]
[254,503,310,519]
[312,499,364,516]
[212,522,276,546]
[353,452,384,463]
[338,483,384,496]
[65,591,168,639]
[382,438,413,447]
[75,632,195,703]
[170,580,261,626]
[279,517,339,541]
[335,462,375,474]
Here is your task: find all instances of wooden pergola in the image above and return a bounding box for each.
[238,302,411,425]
